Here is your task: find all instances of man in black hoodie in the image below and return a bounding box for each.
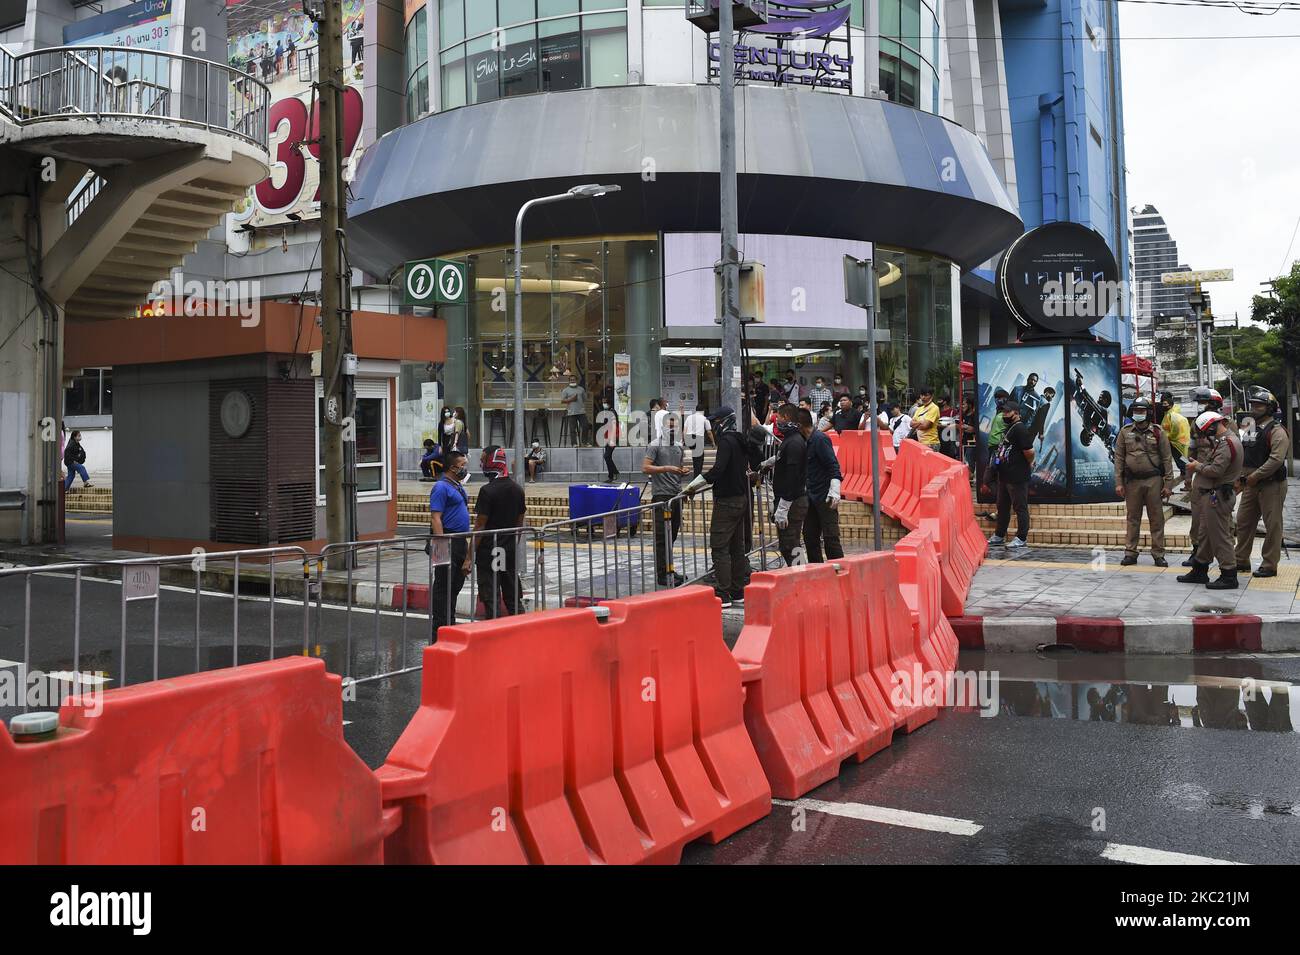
[63,430,92,490]
[771,404,809,565]
[685,405,758,609]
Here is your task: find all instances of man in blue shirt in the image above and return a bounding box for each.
[429,450,471,635]
[799,408,844,563]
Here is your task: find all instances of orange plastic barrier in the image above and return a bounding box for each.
[896,530,960,678]
[731,562,892,798]
[835,551,920,735]
[840,429,893,504]
[835,430,862,500]
[879,439,956,529]
[918,472,977,617]
[0,658,386,864]
[377,587,770,864]
[948,466,988,569]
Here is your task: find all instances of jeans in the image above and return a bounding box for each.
[995,480,1029,542]
[64,463,89,490]
[431,537,469,637]
[652,495,682,582]
[710,495,749,597]
[803,496,844,563]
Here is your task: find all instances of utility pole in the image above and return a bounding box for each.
[313,0,354,565]
[717,0,742,420]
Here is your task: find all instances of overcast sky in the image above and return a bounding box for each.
[1119,4,1300,324]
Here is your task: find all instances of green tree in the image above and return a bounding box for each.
[1211,325,1284,399]
[875,344,903,399]
[1250,260,1300,403]
[924,345,963,400]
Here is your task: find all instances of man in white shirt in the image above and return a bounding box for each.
[782,369,799,404]
[684,407,712,477]
[888,402,912,450]
[651,397,669,446]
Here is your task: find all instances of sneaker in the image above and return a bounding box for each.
[1007,538,1028,549]
[82,482,94,488]
[714,589,732,609]
[730,592,745,607]
[1120,555,1137,566]
[988,535,1006,546]
[1153,557,1168,568]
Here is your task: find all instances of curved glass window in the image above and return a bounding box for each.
[425,236,660,450]
[404,5,429,122]
[872,246,956,397]
[878,0,940,113]
[436,1,626,108]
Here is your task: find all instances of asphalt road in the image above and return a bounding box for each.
[5,562,1299,865]
[0,570,431,695]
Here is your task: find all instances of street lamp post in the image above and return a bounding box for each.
[513,185,621,488]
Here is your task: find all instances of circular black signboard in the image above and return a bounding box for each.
[998,222,1120,336]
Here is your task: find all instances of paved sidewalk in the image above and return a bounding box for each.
[966,547,1300,619]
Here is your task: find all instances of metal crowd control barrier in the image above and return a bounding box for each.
[533,475,778,609]
[0,481,786,697]
[0,547,311,709]
[312,528,534,686]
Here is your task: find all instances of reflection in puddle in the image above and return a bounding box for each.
[997,680,1296,732]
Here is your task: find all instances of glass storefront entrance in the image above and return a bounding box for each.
[402,235,661,452]
[393,235,959,473]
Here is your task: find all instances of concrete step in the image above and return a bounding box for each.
[989,530,1193,549]
[976,514,1177,532]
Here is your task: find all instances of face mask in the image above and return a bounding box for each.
[834,378,842,385]
[602,403,610,410]
[778,420,798,435]
[1197,403,1211,413]
[1132,413,1147,423]
[1002,414,1015,424]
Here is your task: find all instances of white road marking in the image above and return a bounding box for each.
[1102,843,1245,866]
[773,798,983,836]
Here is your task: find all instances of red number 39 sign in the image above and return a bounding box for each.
[255,85,364,216]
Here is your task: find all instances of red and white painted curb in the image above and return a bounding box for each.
[951,614,1300,654]
[355,582,430,610]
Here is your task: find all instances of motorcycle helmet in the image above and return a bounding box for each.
[1195,410,1226,434]
[1245,385,1279,417]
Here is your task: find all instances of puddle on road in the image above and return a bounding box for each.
[995,678,1296,732]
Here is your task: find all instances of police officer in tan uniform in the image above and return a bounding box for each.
[1235,386,1290,578]
[1178,411,1244,589]
[1115,396,1175,566]
[1183,386,1237,567]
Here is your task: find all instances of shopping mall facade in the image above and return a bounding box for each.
[346,0,1027,454]
[21,0,1129,489]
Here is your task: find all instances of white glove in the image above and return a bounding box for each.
[773,498,791,529]
[684,474,711,496]
[761,454,777,470]
[827,478,841,510]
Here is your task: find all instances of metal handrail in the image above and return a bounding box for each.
[0,46,15,121]
[2,45,271,150]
